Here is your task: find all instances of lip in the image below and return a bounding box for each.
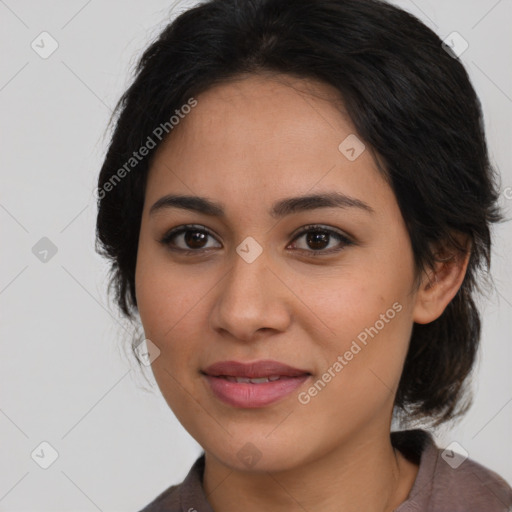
[203,360,310,378]
[201,360,311,408]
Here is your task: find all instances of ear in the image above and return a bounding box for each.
[413,235,471,325]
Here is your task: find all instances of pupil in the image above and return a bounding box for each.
[182,230,330,250]
[185,230,207,248]
[307,231,329,250]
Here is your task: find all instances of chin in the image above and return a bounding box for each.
[203,432,309,474]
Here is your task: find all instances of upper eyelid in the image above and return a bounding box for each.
[162,223,352,245]
[290,224,350,239]
[164,224,220,241]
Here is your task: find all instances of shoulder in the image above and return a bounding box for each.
[429,445,512,511]
[137,484,181,512]
[393,429,512,512]
[137,454,210,512]
[139,484,182,512]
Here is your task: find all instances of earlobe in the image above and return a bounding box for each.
[413,238,471,325]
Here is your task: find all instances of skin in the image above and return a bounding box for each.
[135,73,470,512]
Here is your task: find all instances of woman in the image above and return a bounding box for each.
[95,0,512,510]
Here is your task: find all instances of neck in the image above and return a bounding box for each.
[202,426,419,512]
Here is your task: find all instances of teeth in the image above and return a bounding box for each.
[224,375,282,384]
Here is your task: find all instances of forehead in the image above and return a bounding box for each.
[145,73,391,218]
[150,73,352,164]
[192,72,346,113]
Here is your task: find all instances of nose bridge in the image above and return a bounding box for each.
[225,239,273,311]
[210,238,290,339]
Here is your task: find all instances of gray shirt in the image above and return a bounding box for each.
[139,429,512,511]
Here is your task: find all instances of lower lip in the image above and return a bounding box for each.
[203,374,310,408]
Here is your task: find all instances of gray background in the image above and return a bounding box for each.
[1,0,511,510]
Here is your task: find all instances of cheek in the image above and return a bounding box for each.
[298,300,412,434]
[135,245,206,342]
[134,252,220,404]
[323,295,410,390]
[135,254,209,423]
[298,249,415,397]
[297,264,409,344]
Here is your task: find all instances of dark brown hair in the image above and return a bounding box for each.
[96,0,503,426]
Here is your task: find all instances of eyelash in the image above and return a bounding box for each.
[158,224,354,257]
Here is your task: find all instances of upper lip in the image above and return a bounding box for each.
[202,360,311,378]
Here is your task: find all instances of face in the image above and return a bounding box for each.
[135,73,421,472]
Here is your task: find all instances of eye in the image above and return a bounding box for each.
[288,224,353,256]
[159,223,353,256]
[159,224,221,253]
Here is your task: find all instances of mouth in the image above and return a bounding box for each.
[217,375,292,383]
[202,359,311,378]
[201,360,312,408]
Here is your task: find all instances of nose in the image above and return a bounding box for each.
[209,244,292,342]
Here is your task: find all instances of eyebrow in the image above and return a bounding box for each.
[149,191,375,218]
